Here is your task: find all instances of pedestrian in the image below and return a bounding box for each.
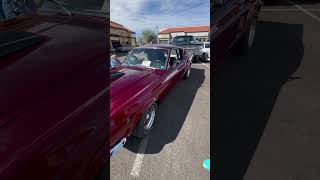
[110,54,121,68]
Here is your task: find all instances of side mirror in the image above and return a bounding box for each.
[169,57,176,66]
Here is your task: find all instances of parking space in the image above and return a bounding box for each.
[213,1,320,179]
[111,61,210,180]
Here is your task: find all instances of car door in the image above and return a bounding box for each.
[176,48,188,79]
[212,0,244,62]
[169,48,183,85]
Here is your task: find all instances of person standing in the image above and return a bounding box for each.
[110,54,121,68]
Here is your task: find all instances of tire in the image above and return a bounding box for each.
[183,66,191,80]
[202,53,208,62]
[133,103,157,138]
[191,55,197,63]
[233,17,257,56]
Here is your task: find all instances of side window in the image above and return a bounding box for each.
[168,49,178,69]
[170,49,178,60]
[178,48,184,60]
[176,49,181,60]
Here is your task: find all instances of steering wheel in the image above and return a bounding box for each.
[151,60,164,68]
[127,55,139,65]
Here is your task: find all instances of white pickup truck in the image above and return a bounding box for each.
[172,35,203,62]
[201,42,210,61]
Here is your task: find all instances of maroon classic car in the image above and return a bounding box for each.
[0,1,107,180]
[212,0,262,62]
[110,45,192,155]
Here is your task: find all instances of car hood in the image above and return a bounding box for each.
[110,66,157,116]
[0,13,106,126]
[0,13,107,176]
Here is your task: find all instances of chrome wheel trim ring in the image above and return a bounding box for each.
[144,105,156,130]
[248,21,256,48]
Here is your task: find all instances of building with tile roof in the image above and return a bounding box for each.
[158,25,210,44]
[110,21,136,50]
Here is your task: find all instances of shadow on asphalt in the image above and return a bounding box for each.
[264,0,319,6]
[213,21,304,179]
[124,67,205,154]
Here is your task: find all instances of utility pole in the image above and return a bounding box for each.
[156,26,159,44]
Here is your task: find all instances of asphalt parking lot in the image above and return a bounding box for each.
[213,0,320,179]
[110,56,210,180]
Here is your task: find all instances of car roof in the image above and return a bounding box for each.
[135,44,182,50]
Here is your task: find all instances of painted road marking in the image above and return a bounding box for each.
[288,0,320,23]
[130,135,150,177]
[201,63,210,69]
[192,63,210,69]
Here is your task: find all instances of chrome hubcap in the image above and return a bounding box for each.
[248,21,256,48]
[144,105,156,130]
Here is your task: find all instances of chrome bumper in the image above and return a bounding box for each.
[110,138,127,156]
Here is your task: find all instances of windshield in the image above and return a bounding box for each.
[38,0,106,15]
[205,42,210,48]
[123,48,168,70]
[173,36,194,44]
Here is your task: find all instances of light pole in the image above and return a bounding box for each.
[156,26,159,44]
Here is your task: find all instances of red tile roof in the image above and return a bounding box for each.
[110,21,135,34]
[159,25,209,34]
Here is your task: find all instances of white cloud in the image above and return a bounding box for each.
[110,0,209,36]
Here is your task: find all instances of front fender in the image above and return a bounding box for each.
[130,97,156,132]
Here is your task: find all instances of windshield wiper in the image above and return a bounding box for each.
[136,64,156,70]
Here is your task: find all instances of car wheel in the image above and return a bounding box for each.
[233,17,257,55]
[191,56,197,63]
[202,53,208,62]
[183,66,191,80]
[133,103,157,138]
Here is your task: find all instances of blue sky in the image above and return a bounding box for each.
[110,0,210,37]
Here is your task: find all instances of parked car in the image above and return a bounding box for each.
[171,35,203,62]
[201,42,210,61]
[110,45,192,156]
[0,1,107,179]
[212,0,262,62]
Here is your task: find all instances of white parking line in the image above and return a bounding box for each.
[201,63,210,69]
[130,135,150,177]
[287,0,320,23]
[192,63,210,69]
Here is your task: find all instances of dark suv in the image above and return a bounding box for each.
[212,0,262,63]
